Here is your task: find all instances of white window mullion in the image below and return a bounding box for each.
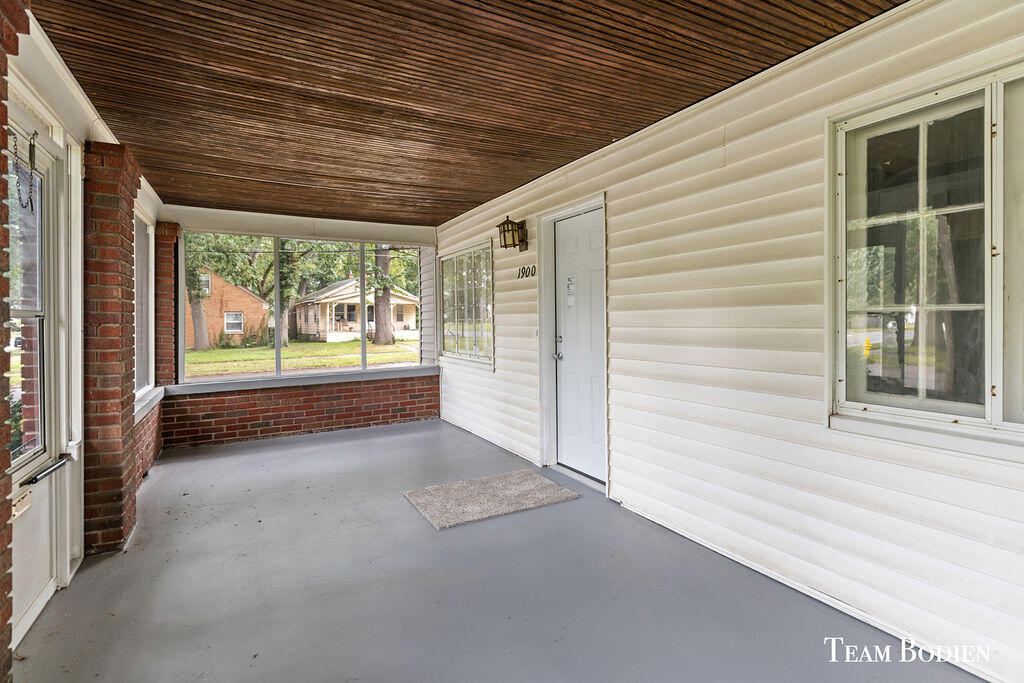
[917,122,928,402]
[835,124,849,410]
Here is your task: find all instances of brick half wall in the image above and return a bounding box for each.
[162,375,440,449]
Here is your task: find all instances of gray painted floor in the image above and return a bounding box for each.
[16,420,975,682]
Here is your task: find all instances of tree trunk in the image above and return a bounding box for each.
[187,289,210,351]
[373,246,395,345]
[283,277,306,348]
[280,298,292,347]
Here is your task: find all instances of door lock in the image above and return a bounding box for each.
[555,335,563,343]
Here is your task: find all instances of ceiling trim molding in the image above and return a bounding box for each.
[158,204,437,246]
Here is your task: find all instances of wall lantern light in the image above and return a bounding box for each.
[497,215,528,251]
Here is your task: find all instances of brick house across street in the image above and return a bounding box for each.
[184,270,271,350]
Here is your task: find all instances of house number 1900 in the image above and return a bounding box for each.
[517,265,537,279]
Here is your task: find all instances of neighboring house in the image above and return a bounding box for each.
[185,271,272,350]
[293,278,419,342]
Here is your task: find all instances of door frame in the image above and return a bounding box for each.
[537,193,609,493]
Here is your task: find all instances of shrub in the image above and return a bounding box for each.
[215,331,234,349]
[241,319,271,348]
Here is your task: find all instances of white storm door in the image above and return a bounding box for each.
[7,134,59,648]
[554,208,606,481]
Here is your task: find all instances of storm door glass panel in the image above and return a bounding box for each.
[6,159,44,461]
[280,238,362,375]
[845,92,985,416]
[183,231,275,381]
[9,167,41,311]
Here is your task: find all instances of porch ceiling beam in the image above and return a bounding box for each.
[157,204,437,246]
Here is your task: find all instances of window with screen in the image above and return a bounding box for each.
[842,92,985,416]
[836,73,1024,438]
[5,150,44,461]
[440,244,493,361]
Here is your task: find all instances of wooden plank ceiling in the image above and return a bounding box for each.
[33,0,905,225]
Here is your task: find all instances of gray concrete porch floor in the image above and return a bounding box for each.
[15,419,974,682]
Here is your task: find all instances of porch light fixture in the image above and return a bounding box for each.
[497,215,528,251]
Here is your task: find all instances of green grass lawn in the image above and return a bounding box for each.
[185,340,418,378]
[6,351,20,385]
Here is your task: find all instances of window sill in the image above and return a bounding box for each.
[165,365,439,396]
[134,385,165,424]
[830,410,1024,465]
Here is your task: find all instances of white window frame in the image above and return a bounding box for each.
[133,208,156,401]
[200,272,211,295]
[437,241,494,366]
[179,234,434,385]
[224,311,244,334]
[831,63,1024,451]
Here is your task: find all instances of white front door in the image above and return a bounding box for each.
[554,208,606,481]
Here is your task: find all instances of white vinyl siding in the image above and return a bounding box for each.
[435,2,1024,680]
[419,246,437,364]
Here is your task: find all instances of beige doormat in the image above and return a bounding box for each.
[404,469,579,529]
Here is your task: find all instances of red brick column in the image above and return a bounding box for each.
[83,141,141,554]
[154,221,180,386]
[0,3,32,679]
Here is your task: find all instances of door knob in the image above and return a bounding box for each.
[553,352,564,360]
